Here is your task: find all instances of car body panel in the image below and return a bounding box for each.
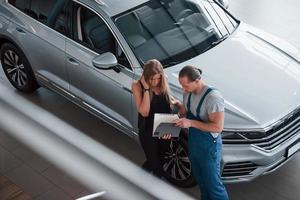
[4,4,69,90]
[165,22,300,130]
[66,37,134,130]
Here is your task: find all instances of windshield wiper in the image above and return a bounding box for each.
[213,34,229,45]
[202,34,229,53]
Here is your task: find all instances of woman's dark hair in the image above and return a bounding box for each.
[179,65,202,81]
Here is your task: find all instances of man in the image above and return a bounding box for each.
[175,65,229,200]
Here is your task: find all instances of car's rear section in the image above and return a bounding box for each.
[0,0,40,93]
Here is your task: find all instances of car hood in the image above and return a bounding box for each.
[165,23,300,129]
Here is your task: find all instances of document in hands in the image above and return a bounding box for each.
[152,113,181,137]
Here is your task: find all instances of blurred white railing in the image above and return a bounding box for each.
[0,84,194,200]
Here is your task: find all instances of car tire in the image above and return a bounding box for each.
[0,43,39,93]
[160,132,196,188]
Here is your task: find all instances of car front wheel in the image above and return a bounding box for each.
[160,135,196,188]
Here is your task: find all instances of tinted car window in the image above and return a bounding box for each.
[80,7,115,54]
[49,1,69,35]
[67,2,131,70]
[9,0,67,28]
[8,0,30,12]
[29,0,61,24]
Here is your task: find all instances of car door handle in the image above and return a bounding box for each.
[67,57,79,66]
[16,27,26,33]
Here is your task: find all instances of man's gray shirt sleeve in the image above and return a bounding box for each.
[206,91,225,114]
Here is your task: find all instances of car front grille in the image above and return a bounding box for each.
[254,109,300,151]
[223,108,300,151]
[222,161,258,178]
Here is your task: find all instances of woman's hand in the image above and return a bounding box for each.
[170,96,181,106]
[170,96,186,117]
[160,133,172,140]
[170,96,181,111]
[140,75,150,90]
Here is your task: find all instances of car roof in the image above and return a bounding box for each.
[90,0,148,17]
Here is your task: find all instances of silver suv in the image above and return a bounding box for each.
[1,0,300,187]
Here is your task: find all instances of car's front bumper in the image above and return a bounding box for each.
[221,131,300,183]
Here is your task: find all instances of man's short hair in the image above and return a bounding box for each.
[179,65,202,81]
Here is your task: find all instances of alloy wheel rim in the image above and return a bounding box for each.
[162,139,191,181]
[3,50,28,87]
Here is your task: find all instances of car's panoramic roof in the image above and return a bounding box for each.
[92,0,148,16]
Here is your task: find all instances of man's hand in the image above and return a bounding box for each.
[175,112,224,133]
[175,118,192,128]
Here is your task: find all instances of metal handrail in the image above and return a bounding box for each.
[0,84,195,200]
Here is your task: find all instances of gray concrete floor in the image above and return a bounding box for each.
[1,0,300,199]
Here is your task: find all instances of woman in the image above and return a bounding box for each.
[132,59,177,177]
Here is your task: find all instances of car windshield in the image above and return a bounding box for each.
[114,0,239,68]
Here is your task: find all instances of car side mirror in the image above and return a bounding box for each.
[92,52,118,70]
[216,0,229,9]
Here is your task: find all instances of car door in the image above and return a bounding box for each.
[65,2,135,132]
[7,0,69,90]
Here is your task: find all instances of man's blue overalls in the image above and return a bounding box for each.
[187,88,229,200]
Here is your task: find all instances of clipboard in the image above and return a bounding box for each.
[152,113,181,137]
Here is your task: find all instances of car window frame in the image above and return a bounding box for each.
[67,0,134,72]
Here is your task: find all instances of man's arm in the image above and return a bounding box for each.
[175,111,224,133]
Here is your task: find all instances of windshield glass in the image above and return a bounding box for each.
[114,0,238,68]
